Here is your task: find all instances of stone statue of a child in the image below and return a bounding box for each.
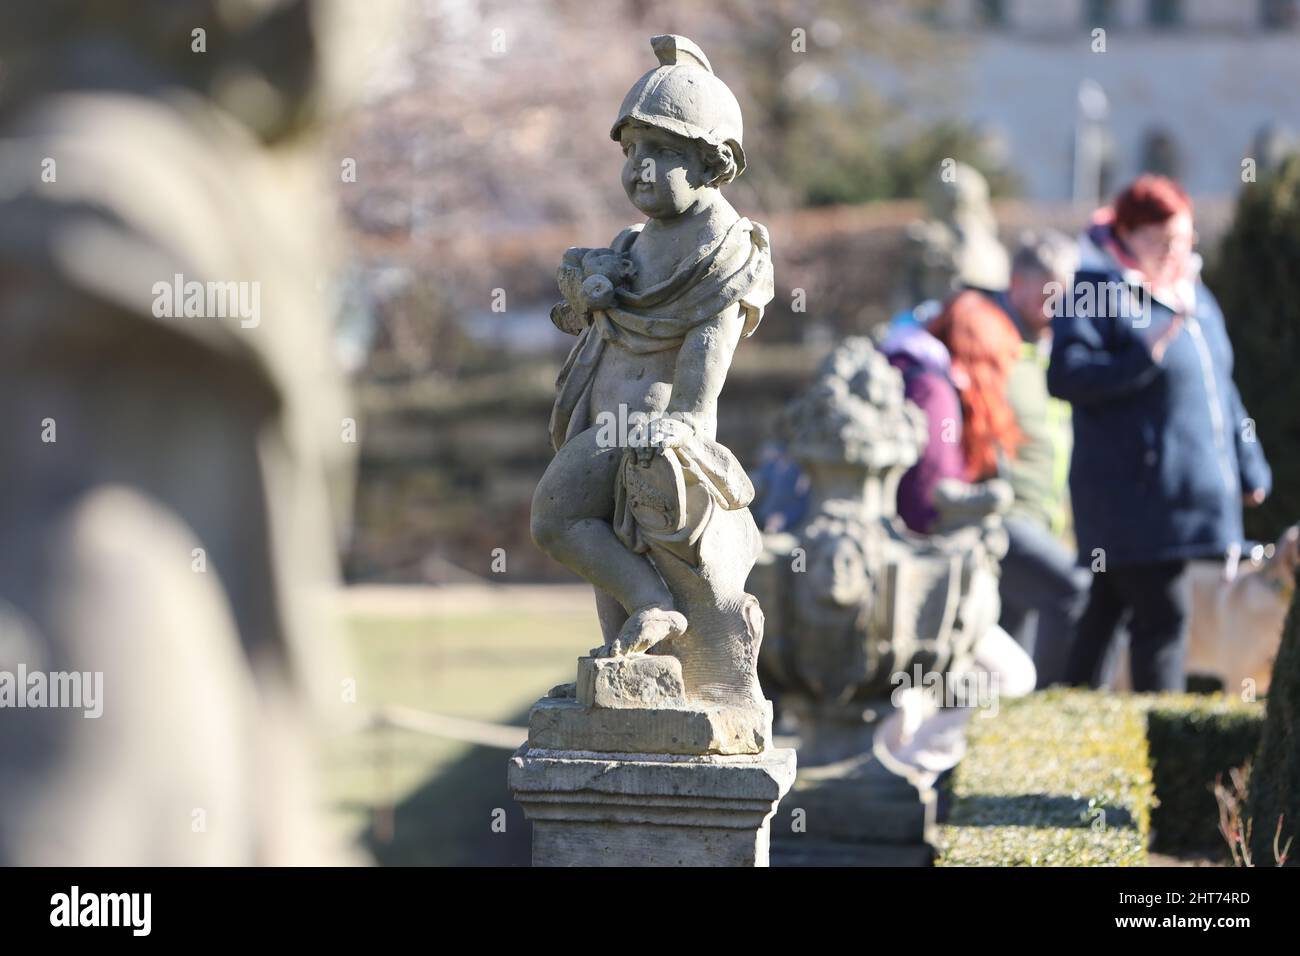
[532,35,774,682]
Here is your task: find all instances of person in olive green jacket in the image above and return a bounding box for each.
[987,232,1090,687]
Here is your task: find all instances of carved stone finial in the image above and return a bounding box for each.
[783,335,928,474]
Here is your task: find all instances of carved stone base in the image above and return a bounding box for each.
[530,653,773,755]
[528,697,773,755]
[512,647,792,864]
[508,746,797,866]
[576,654,686,709]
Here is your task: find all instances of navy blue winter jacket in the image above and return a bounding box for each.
[1047,244,1271,567]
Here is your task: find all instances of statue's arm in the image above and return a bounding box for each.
[665,302,744,439]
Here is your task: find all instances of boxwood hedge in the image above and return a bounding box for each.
[1145,695,1264,855]
[934,689,1265,866]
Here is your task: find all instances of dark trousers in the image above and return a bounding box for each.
[1065,560,1191,692]
[998,517,1091,688]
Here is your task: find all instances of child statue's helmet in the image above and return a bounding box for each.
[610,34,746,179]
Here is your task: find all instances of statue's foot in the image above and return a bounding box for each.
[594,606,687,657]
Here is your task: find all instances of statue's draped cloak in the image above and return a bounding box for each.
[549,216,773,450]
[548,216,773,566]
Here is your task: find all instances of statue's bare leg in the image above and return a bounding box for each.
[592,587,627,649]
[531,427,686,654]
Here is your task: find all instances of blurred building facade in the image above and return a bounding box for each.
[929,0,1300,199]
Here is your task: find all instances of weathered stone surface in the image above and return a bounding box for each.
[752,337,1007,713]
[509,746,797,866]
[528,696,772,755]
[512,34,790,867]
[575,653,686,709]
[528,32,773,706]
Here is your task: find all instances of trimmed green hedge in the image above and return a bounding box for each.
[935,690,1266,866]
[936,690,1154,866]
[1145,695,1265,855]
[938,825,1147,867]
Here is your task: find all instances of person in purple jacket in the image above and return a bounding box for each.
[880,319,966,534]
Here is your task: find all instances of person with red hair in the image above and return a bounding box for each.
[928,289,1026,483]
[1048,175,1272,692]
[881,289,1024,536]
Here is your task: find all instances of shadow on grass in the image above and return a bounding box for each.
[361,705,533,867]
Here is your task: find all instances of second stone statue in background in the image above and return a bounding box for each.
[750,336,1034,865]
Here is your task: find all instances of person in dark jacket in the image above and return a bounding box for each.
[1047,175,1272,691]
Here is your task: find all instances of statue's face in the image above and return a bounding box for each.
[808,535,869,608]
[619,123,710,219]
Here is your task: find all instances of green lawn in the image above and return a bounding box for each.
[321,602,599,865]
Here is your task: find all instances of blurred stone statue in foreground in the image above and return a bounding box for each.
[512,35,794,867]
[750,337,1033,865]
[0,0,369,864]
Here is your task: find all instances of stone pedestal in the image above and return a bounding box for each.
[509,652,796,866]
[510,746,796,867]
